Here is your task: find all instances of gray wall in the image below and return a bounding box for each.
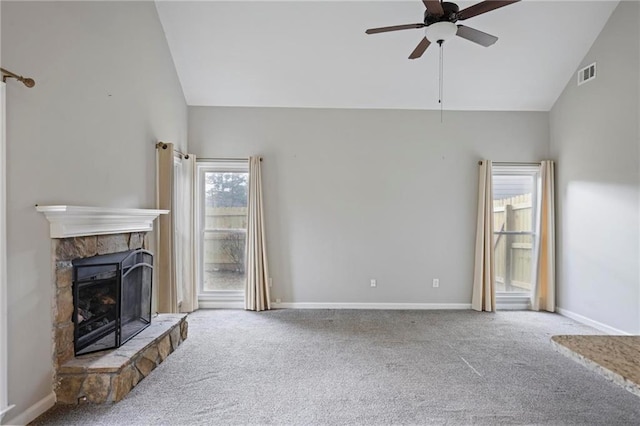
[189,107,549,305]
[550,1,640,334]
[1,1,187,423]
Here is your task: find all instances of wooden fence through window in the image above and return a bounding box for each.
[493,194,533,292]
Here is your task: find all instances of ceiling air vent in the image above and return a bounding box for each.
[577,62,596,86]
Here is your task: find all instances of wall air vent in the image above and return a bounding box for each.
[577,62,596,86]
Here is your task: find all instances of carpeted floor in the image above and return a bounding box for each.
[31,309,640,425]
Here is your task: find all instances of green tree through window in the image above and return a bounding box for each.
[206,173,247,207]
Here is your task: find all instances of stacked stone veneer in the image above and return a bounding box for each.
[52,232,149,368]
[51,233,188,404]
[56,314,187,403]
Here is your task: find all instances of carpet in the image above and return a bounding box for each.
[31,309,640,425]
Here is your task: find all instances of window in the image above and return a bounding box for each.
[492,164,540,308]
[197,161,248,303]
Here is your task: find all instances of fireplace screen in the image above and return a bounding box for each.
[73,249,153,356]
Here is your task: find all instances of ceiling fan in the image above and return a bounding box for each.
[365,0,521,59]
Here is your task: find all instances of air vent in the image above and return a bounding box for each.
[577,62,596,86]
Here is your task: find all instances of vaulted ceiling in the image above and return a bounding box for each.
[155,1,619,111]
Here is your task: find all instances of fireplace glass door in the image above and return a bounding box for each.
[73,249,153,356]
[120,250,153,343]
[75,270,119,354]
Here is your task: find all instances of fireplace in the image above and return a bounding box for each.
[73,249,153,356]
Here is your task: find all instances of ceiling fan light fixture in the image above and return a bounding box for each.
[425,21,457,43]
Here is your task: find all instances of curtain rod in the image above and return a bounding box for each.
[197,157,262,162]
[1,67,35,87]
[478,161,541,166]
[156,142,190,159]
[155,144,262,162]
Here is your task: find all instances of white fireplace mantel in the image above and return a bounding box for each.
[36,205,169,238]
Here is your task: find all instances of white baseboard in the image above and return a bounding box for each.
[0,405,15,421]
[3,392,55,426]
[270,302,472,310]
[557,307,630,335]
[198,301,244,309]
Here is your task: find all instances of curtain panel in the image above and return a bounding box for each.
[245,156,271,311]
[532,160,556,312]
[156,142,198,313]
[472,160,496,312]
[156,143,178,313]
[179,154,199,313]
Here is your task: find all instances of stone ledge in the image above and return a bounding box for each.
[56,314,188,404]
[552,335,640,398]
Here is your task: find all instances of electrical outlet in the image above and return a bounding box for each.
[433,278,439,288]
[275,298,281,303]
[268,277,273,288]
[370,279,377,287]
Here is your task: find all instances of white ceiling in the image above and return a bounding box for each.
[155,1,620,111]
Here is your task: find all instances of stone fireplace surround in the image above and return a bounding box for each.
[53,233,148,368]
[52,233,187,404]
[38,206,187,404]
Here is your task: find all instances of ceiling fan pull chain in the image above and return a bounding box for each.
[439,40,444,122]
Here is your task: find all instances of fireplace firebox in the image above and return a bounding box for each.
[72,249,153,356]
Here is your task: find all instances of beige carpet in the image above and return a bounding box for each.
[31,310,640,425]
[552,335,640,398]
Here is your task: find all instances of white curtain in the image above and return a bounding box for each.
[245,156,271,311]
[156,142,198,313]
[472,160,496,312]
[179,154,199,313]
[532,160,556,312]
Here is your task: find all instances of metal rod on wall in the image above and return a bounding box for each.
[478,161,541,166]
[196,157,262,162]
[0,68,35,88]
[156,142,190,159]
[493,162,541,166]
[156,143,263,162]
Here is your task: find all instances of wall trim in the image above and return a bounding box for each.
[4,391,55,426]
[557,307,631,335]
[270,302,472,310]
[0,405,15,421]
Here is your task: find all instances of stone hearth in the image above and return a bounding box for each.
[50,232,187,404]
[552,335,640,398]
[56,314,187,404]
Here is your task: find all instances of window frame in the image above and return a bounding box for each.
[492,164,541,308]
[196,160,249,303]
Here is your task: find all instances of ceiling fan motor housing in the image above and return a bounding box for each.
[424,2,460,25]
[364,0,520,59]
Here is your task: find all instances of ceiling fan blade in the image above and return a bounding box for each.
[423,0,444,16]
[365,23,425,34]
[457,1,520,21]
[456,25,498,47]
[409,37,431,59]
